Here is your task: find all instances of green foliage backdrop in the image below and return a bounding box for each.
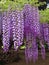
[0,0,49,23]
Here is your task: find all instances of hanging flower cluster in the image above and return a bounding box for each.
[0,4,49,63]
[2,11,10,52]
[0,12,2,35]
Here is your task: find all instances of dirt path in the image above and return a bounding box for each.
[6,52,49,65]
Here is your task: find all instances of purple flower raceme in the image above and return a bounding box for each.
[20,10,24,45]
[32,35,38,62]
[39,23,44,40]
[23,4,39,62]
[42,23,49,49]
[25,28,32,62]
[7,10,11,41]
[0,13,1,35]
[39,23,46,60]
[40,40,45,60]
[9,12,13,40]
[35,7,41,36]
[11,11,19,51]
[31,6,41,38]
[25,47,29,63]
[2,11,10,52]
[0,12,2,35]
[31,6,40,62]
[16,10,24,46]
[12,10,24,51]
[23,4,33,62]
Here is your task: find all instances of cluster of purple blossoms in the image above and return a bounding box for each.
[0,4,49,63]
[2,11,10,52]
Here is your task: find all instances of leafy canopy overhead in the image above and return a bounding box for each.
[0,0,46,11]
[0,0,49,23]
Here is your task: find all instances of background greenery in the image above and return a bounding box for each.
[0,0,49,23]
